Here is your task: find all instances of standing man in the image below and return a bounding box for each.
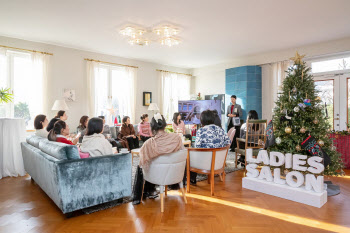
[226,95,243,151]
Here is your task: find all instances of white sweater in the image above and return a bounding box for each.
[80,133,113,157]
[35,129,49,138]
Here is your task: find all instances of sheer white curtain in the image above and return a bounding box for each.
[86,60,100,116]
[159,71,191,121]
[32,53,50,115]
[262,61,292,121]
[125,67,137,123]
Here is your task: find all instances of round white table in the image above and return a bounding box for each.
[0,118,26,179]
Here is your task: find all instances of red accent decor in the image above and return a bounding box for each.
[329,133,350,168]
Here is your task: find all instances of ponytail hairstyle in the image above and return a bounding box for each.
[79,115,89,129]
[151,113,167,135]
[34,114,46,130]
[48,120,67,141]
[55,110,65,119]
[140,114,148,124]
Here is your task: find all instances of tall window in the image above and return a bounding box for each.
[0,50,45,130]
[159,71,191,121]
[92,64,136,124]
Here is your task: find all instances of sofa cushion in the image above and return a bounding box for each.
[26,135,48,148]
[39,140,80,160]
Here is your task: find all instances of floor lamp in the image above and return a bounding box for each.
[148,103,159,117]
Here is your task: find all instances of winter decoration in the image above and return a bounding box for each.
[301,135,331,167]
[285,127,292,134]
[303,99,311,106]
[318,140,325,147]
[313,118,319,124]
[275,137,281,144]
[300,127,306,133]
[295,145,301,151]
[294,106,300,112]
[298,103,306,111]
[292,87,297,93]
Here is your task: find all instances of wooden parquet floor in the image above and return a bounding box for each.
[1,170,350,233]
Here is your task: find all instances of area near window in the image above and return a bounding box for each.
[0,50,44,130]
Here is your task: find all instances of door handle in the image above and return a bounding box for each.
[334,118,340,120]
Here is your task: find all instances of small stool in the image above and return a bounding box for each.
[131,148,141,164]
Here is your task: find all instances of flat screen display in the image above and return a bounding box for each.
[178,100,222,125]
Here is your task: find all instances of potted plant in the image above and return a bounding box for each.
[0,88,13,103]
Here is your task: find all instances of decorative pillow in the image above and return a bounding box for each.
[26,135,47,148]
[39,140,80,160]
[78,148,90,159]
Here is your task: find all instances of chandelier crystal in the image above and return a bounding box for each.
[119,24,181,47]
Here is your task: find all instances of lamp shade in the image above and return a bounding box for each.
[148,103,159,111]
[51,100,69,111]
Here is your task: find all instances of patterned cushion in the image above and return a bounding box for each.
[39,140,80,160]
[26,135,48,148]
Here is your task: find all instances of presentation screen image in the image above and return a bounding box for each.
[178,100,221,125]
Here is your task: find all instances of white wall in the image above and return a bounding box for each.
[192,36,350,120]
[0,36,191,129]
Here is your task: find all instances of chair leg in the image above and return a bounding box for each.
[222,171,226,184]
[219,174,223,182]
[165,185,167,196]
[186,168,190,194]
[208,177,210,184]
[235,149,238,168]
[160,185,164,213]
[179,182,187,204]
[140,179,145,202]
[210,171,215,196]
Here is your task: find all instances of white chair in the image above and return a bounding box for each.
[227,127,236,143]
[187,146,230,196]
[142,149,187,212]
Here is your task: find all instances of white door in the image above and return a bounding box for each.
[313,74,349,131]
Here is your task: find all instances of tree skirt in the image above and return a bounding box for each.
[82,152,243,214]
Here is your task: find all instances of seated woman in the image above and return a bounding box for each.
[80,117,114,157]
[47,110,68,132]
[132,113,184,205]
[138,114,152,142]
[120,116,139,150]
[34,114,49,138]
[238,110,259,166]
[48,120,79,145]
[99,115,118,148]
[172,112,192,141]
[77,115,89,141]
[190,110,231,185]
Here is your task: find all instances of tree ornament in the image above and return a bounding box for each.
[285,127,292,134]
[299,127,306,133]
[275,137,281,144]
[294,106,300,112]
[313,118,319,124]
[315,96,321,101]
[331,145,337,151]
[292,87,297,93]
[290,51,305,65]
[303,99,311,106]
[295,145,301,151]
[318,140,325,147]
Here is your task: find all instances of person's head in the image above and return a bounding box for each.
[123,116,130,125]
[48,120,69,141]
[212,109,219,116]
[231,95,236,105]
[212,110,222,127]
[79,115,89,128]
[140,114,149,124]
[247,110,259,121]
[86,117,104,136]
[55,110,68,121]
[172,112,182,125]
[151,113,167,134]
[98,116,106,124]
[34,114,48,130]
[200,110,215,127]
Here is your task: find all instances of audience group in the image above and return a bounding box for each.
[33,107,261,204]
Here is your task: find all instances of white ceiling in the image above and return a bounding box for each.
[1,0,350,68]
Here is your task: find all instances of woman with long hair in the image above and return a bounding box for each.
[80,117,115,157]
[132,113,184,205]
[48,120,79,145]
[138,114,152,142]
[34,114,49,138]
[172,112,192,141]
[120,116,139,150]
[47,110,68,132]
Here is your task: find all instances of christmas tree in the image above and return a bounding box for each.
[269,52,343,176]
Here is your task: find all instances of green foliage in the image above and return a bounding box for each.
[0,88,13,103]
[14,102,31,124]
[269,62,344,176]
[165,124,174,133]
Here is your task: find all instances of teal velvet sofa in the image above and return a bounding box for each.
[21,135,132,214]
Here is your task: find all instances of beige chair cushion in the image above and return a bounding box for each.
[189,149,227,171]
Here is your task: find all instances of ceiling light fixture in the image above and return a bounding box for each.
[119,24,182,47]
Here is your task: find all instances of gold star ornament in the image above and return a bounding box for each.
[290,51,306,65]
